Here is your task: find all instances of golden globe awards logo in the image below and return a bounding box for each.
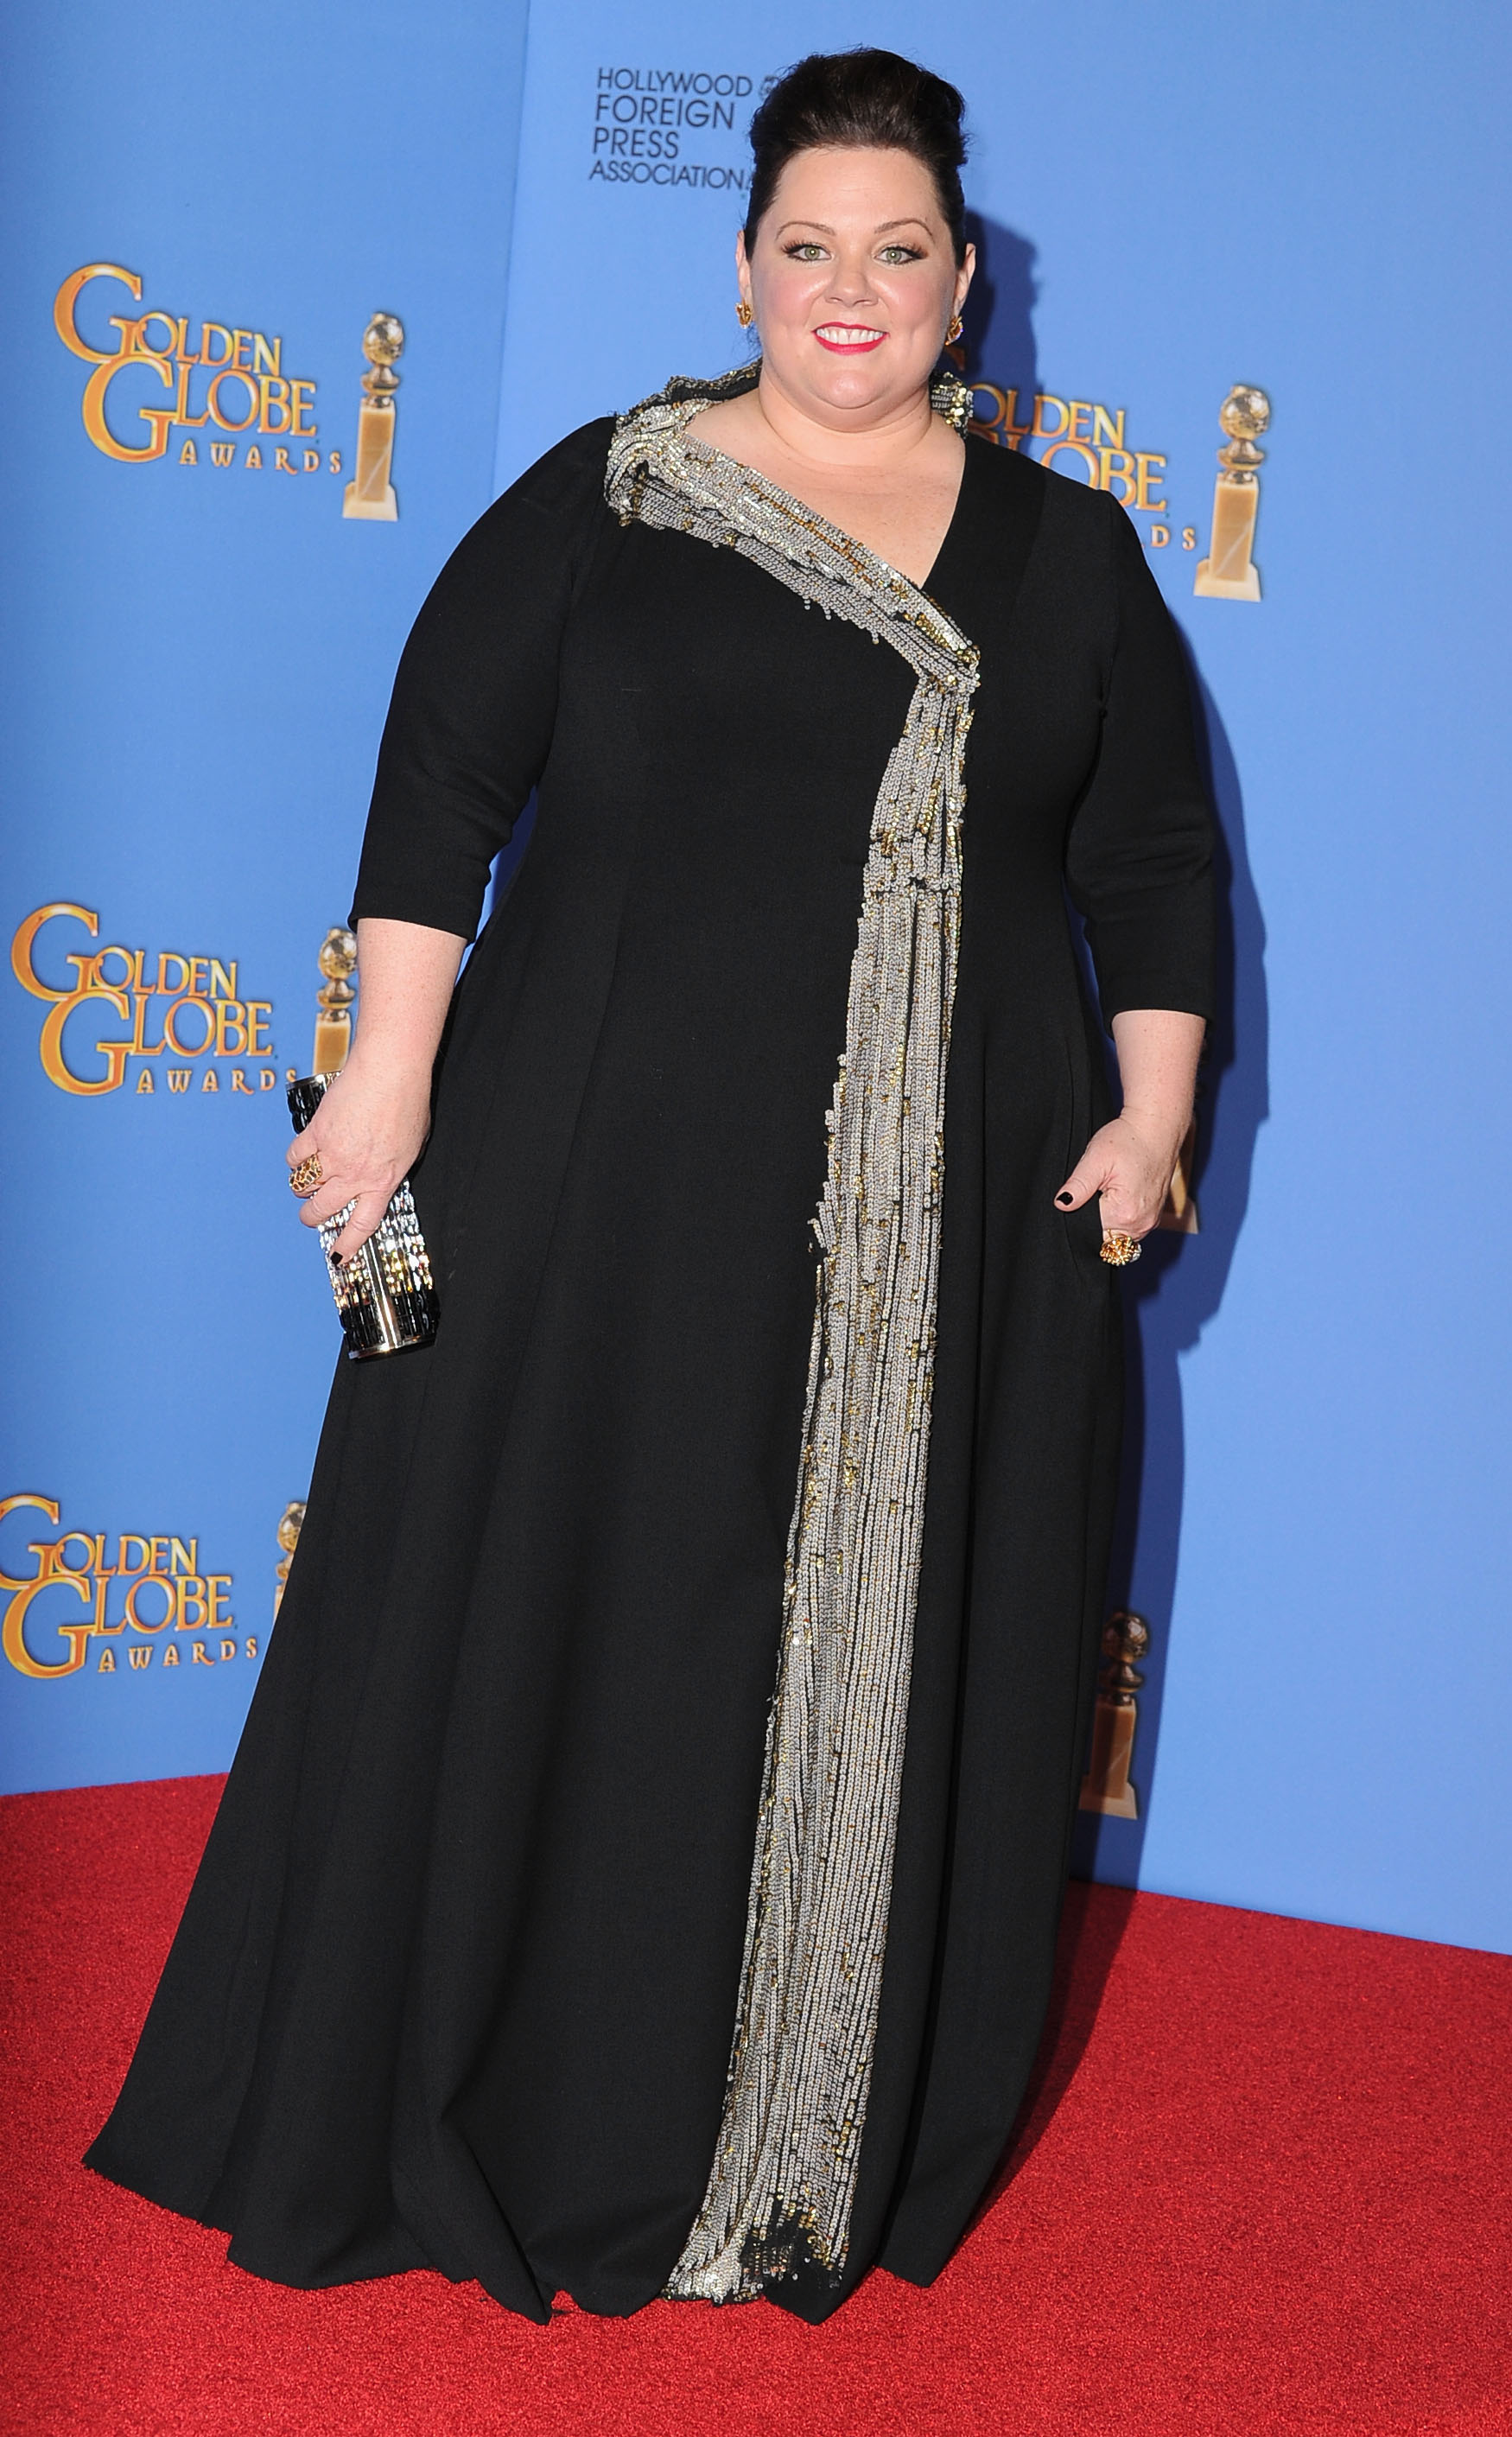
[1,1494,254,1681]
[54,262,341,479]
[963,356,1274,585]
[11,902,279,1098]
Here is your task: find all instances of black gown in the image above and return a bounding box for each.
[87,407,1214,2324]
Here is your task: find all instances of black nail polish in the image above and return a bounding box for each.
[1056,1192,1073,1206]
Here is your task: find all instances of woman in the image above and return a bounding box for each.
[88,51,1213,2325]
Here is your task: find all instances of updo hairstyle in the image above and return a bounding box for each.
[744,50,970,268]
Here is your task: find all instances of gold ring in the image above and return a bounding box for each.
[289,1152,324,1197]
[1100,1230,1141,1267]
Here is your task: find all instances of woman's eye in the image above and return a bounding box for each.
[785,242,828,261]
[877,245,924,264]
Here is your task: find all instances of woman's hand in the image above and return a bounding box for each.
[286,1054,434,1262]
[284,916,467,1261]
[1055,1108,1187,1242]
[1055,1008,1206,1244]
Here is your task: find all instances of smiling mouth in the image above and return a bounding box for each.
[813,323,886,353]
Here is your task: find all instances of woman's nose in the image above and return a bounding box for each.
[828,259,877,304]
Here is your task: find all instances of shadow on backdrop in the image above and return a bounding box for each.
[959,210,1039,409]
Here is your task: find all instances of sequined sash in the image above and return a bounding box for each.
[606,371,980,2301]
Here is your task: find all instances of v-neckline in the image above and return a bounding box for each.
[678,405,973,609]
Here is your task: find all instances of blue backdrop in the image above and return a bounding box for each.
[3,0,1508,1958]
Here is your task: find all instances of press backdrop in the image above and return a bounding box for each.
[3,0,1508,1957]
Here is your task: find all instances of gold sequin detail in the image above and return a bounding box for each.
[607,372,979,2302]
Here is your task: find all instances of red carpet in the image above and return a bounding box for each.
[1,1778,1508,2436]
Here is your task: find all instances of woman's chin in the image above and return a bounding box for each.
[785,354,915,420]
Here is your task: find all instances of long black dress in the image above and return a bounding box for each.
[87,388,1214,2326]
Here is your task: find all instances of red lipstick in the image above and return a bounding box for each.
[813,324,886,354]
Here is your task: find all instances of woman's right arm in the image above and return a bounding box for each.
[284,418,614,1257]
[285,917,466,1257]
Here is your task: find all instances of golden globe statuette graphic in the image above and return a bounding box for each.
[1194,386,1271,601]
[313,926,357,1070]
[1078,1610,1152,1819]
[342,313,404,521]
[287,926,438,1359]
[274,1501,305,1619]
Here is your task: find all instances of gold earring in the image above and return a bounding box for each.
[947,311,964,344]
[736,298,753,328]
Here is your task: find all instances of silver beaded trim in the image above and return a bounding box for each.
[607,373,979,2301]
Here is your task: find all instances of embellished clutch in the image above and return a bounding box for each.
[287,1072,438,1359]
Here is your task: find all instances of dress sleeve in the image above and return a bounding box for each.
[348,419,614,942]
[1064,495,1217,1028]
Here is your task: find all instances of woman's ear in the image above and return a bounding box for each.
[955,239,977,319]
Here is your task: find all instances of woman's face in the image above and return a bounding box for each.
[739,144,973,429]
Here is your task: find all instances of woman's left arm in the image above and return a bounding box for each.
[1060,492,1217,1239]
[1056,1009,1206,1239]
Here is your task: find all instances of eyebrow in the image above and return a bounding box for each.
[772,216,935,239]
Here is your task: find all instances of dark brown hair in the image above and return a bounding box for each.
[744,50,969,267]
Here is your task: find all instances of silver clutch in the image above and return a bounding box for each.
[287,1072,438,1358]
